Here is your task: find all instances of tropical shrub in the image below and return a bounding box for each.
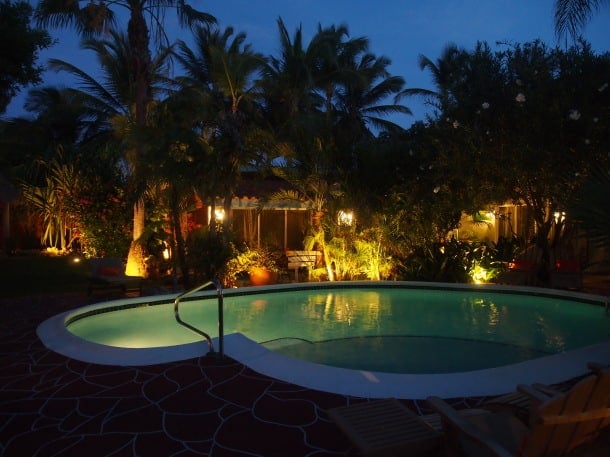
[186,228,234,285]
[222,244,282,287]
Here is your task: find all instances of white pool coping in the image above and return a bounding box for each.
[37,282,610,400]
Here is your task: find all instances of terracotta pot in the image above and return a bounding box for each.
[249,267,278,286]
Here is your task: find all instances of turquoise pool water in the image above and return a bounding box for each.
[66,286,609,374]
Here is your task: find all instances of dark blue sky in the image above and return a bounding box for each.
[6,0,609,126]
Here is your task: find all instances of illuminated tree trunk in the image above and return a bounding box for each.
[307,211,335,281]
[126,199,147,277]
[125,6,151,278]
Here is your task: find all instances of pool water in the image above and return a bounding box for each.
[266,336,551,373]
[67,287,609,374]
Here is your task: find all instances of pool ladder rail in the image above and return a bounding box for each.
[173,279,224,358]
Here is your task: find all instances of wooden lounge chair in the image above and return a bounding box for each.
[427,365,610,456]
[327,399,442,457]
[87,257,143,297]
[483,362,608,422]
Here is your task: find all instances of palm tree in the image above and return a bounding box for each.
[403,43,468,118]
[554,0,609,41]
[174,25,266,240]
[46,29,174,162]
[333,51,410,167]
[35,0,216,275]
[29,30,174,264]
[15,30,173,256]
[141,91,213,288]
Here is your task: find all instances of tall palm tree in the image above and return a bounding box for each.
[46,30,174,161]
[259,18,325,138]
[334,52,410,148]
[174,25,266,239]
[554,0,609,40]
[19,30,173,256]
[403,43,468,117]
[35,0,216,275]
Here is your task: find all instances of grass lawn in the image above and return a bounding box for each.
[0,254,91,298]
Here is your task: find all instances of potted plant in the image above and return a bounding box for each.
[225,245,282,286]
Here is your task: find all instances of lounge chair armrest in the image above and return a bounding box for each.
[586,361,608,373]
[530,383,562,397]
[517,384,555,403]
[426,397,514,457]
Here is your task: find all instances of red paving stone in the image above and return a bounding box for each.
[1,287,609,456]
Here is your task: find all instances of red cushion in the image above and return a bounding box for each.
[555,260,580,272]
[510,259,534,271]
[99,266,121,276]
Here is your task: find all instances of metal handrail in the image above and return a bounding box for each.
[174,278,224,357]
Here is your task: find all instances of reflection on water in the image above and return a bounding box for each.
[68,287,606,372]
[235,289,603,358]
[300,291,384,329]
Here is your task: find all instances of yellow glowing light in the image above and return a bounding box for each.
[214,209,225,221]
[470,265,490,284]
[338,210,354,226]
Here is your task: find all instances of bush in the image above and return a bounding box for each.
[186,229,233,284]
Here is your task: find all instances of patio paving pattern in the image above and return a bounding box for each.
[2,285,609,456]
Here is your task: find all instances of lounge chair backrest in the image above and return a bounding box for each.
[523,368,610,456]
[90,257,126,277]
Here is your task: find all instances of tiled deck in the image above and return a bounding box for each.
[2,282,609,456]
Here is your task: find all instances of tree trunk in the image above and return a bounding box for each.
[170,189,190,289]
[126,199,147,277]
[125,6,152,278]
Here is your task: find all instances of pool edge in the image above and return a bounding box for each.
[36,282,610,399]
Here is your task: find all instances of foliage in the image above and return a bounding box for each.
[354,230,396,280]
[399,238,490,283]
[5,9,610,289]
[554,0,610,41]
[173,25,267,240]
[303,213,397,281]
[186,228,234,284]
[568,167,610,249]
[17,142,131,258]
[223,244,282,287]
[72,177,131,259]
[19,156,79,251]
[0,0,52,113]
[36,0,216,277]
[403,39,610,281]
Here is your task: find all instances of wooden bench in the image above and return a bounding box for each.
[285,250,320,281]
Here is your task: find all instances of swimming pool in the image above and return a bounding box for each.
[38,281,610,398]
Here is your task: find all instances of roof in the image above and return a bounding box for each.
[232,174,309,210]
[235,174,295,198]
